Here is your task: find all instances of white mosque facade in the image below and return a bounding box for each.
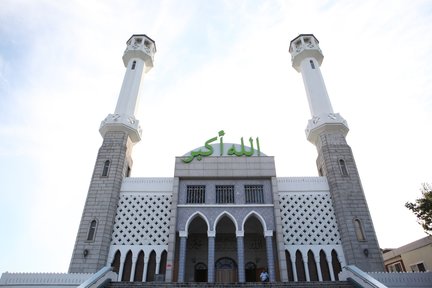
[66,33,384,283]
[1,34,398,286]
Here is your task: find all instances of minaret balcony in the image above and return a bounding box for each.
[123,34,156,72]
[99,113,142,143]
[306,113,349,145]
[290,34,324,72]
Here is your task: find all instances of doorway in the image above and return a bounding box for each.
[245,261,257,282]
[215,257,237,283]
[194,263,207,282]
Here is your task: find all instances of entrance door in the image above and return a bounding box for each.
[215,257,237,283]
[194,263,207,282]
[245,262,257,282]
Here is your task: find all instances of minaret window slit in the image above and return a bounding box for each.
[102,160,110,177]
[87,220,97,241]
[310,60,315,69]
[131,61,136,70]
[354,219,366,241]
[338,159,348,176]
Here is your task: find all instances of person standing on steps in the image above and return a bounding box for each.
[260,269,269,282]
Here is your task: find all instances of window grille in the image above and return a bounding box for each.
[245,185,264,203]
[186,185,206,204]
[216,185,234,204]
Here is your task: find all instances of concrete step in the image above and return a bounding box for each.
[107,281,355,288]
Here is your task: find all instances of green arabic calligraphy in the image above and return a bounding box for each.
[182,130,261,163]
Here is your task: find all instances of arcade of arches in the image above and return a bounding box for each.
[110,214,342,283]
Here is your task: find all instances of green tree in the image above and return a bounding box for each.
[405,183,432,234]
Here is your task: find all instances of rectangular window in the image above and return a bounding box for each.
[216,185,234,204]
[410,262,426,272]
[186,185,205,204]
[387,262,403,272]
[245,185,264,204]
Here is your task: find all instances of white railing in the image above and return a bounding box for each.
[339,265,388,288]
[367,270,432,288]
[0,271,92,287]
[77,266,117,288]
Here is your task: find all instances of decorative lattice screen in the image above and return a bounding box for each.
[111,193,172,245]
[279,192,341,245]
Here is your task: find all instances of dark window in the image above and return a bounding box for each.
[186,185,205,204]
[216,185,234,204]
[245,185,264,203]
[339,159,348,176]
[131,60,136,70]
[102,160,110,177]
[87,220,97,241]
[310,60,315,69]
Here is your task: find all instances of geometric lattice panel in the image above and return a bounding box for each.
[111,193,172,245]
[279,192,341,245]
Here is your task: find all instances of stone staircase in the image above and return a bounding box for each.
[107,281,356,288]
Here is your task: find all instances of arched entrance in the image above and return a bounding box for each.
[185,215,208,282]
[215,216,237,282]
[243,215,267,281]
[215,257,237,283]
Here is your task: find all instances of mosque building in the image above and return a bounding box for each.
[65,33,384,284]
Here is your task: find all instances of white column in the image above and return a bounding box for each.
[302,253,310,282]
[326,254,335,281]
[130,255,138,282]
[314,254,323,282]
[155,252,161,275]
[118,252,127,281]
[142,255,150,282]
[290,252,298,282]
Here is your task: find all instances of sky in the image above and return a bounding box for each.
[0,0,431,274]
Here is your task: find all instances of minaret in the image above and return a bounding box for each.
[289,34,384,271]
[69,34,156,273]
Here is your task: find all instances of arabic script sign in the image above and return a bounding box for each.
[182,130,261,163]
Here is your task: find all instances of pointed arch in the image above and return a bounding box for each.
[319,250,331,281]
[331,250,342,280]
[184,211,210,233]
[122,250,133,281]
[213,211,238,232]
[159,250,167,276]
[307,250,318,281]
[134,250,145,282]
[295,250,306,282]
[285,250,294,282]
[111,250,121,274]
[147,250,157,282]
[241,211,268,234]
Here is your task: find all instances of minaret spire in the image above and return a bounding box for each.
[100,34,156,143]
[289,34,384,272]
[289,34,348,145]
[69,34,156,273]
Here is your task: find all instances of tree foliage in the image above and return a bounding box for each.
[405,183,432,234]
